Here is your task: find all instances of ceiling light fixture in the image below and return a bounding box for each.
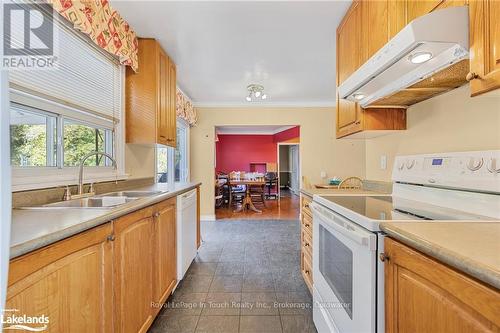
[352,92,365,100]
[408,52,433,64]
[246,84,268,102]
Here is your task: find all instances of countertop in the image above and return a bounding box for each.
[10,182,201,259]
[380,222,500,289]
[300,188,381,197]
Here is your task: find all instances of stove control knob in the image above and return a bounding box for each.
[406,159,415,169]
[467,157,483,171]
[398,162,405,171]
[487,158,500,174]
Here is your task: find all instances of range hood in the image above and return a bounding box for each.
[338,6,470,108]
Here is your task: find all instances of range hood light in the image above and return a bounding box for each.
[408,52,433,64]
[353,93,365,100]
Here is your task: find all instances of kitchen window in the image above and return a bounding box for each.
[157,118,190,184]
[9,6,124,191]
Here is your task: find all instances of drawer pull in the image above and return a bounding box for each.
[106,234,115,242]
[379,253,390,262]
[466,72,479,81]
[305,223,310,228]
[304,203,310,208]
[305,242,310,247]
[305,270,310,275]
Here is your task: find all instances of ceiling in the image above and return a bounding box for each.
[216,125,295,135]
[111,1,351,106]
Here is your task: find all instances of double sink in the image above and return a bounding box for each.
[21,191,165,210]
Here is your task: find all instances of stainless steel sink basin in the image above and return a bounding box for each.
[17,190,165,210]
[101,190,164,198]
[42,196,138,208]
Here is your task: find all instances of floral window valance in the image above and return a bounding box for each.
[177,88,197,126]
[48,0,139,72]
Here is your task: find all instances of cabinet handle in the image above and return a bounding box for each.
[305,223,310,228]
[304,203,309,208]
[379,253,389,262]
[355,120,361,125]
[153,212,160,218]
[466,72,479,81]
[106,234,115,242]
[305,242,310,247]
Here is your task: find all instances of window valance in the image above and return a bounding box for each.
[176,88,197,126]
[48,0,139,72]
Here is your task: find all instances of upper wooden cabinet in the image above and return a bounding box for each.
[336,0,406,138]
[469,0,500,96]
[126,38,177,147]
[384,238,500,333]
[6,223,114,332]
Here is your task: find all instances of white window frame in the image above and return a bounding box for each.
[10,67,126,192]
[176,118,190,183]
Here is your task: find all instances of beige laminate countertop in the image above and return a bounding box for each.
[300,188,381,197]
[380,222,500,289]
[10,182,201,259]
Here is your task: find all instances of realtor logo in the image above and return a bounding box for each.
[2,2,58,69]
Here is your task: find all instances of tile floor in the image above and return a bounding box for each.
[149,219,317,333]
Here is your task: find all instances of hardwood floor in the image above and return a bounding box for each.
[215,190,300,220]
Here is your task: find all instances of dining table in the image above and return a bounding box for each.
[229,179,266,213]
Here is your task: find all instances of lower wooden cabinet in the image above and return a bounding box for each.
[7,196,181,333]
[384,238,500,333]
[113,207,155,333]
[6,223,114,332]
[152,199,177,314]
[300,194,313,292]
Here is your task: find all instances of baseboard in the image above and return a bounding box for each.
[200,214,216,221]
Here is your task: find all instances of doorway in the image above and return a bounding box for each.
[277,143,300,198]
[213,125,300,220]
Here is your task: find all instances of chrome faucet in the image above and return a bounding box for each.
[77,151,117,196]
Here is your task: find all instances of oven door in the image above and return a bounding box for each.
[311,202,377,333]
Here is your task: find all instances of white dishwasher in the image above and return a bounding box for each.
[177,189,198,280]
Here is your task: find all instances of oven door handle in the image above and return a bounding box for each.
[311,202,375,249]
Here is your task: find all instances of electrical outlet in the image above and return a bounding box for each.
[320,171,327,179]
[380,155,387,170]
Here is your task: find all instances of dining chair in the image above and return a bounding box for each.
[264,172,278,199]
[337,176,363,189]
[249,183,266,208]
[228,171,246,207]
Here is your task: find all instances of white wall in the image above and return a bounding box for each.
[365,85,500,181]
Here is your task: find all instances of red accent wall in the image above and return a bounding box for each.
[215,126,300,174]
[274,126,300,143]
[216,135,277,173]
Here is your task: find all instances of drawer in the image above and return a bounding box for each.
[301,251,313,293]
[301,213,313,235]
[301,195,312,217]
[301,230,312,257]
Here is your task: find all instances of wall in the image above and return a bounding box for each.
[215,126,300,174]
[125,144,156,179]
[274,126,300,142]
[215,135,277,173]
[191,107,366,218]
[365,85,500,181]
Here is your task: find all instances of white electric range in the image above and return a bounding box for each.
[310,150,500,333]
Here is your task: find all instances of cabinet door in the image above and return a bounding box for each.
[336,1,363,134]
[385,238,500,333]
[470,0,500,96]
[152,199,177,310]
[362,0,389,62]
[6,223,113,332]
[114,208,154,333]
[167,59,177,147]
[158,51,169,146]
